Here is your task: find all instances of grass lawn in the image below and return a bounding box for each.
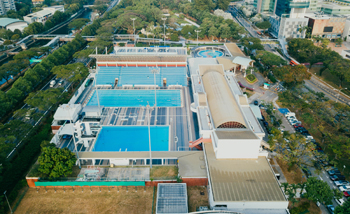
[150,166,178,179]
[276,158,306,184]
[187,186,209,212]
[15,186,155,214]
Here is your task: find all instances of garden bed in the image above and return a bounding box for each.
[245,74,258,84]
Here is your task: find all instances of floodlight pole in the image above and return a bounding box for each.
[4,191,12,214]
[161,17,167,46]
[195,30,201,47]
[131,18,137,46]
[68,106,81,169]
[147,103,152,169]
[150,67,160,107]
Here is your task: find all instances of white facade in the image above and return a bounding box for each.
[6,21,28,32]
[24,5,64,24]
[0,0,16,16]
[343,19,350,39]
[270,15,309,39]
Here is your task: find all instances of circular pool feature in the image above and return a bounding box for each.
[198,50,224,58]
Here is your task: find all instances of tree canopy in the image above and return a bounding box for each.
[305,177,338,205]
[273,65,311,88]
[25,88,64,111]
[68,18,90,30]
[255,21,271,30]
[335,200,350,214]
[256,50,287,69]
[38,146,77,178]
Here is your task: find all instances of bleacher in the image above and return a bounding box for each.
[95,67,187,86]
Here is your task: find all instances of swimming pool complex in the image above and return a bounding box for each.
[87,90,181,107]
[93,126,169,152]
[198,50,224,58]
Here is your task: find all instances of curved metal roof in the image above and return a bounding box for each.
[0,18,27,27]
[199,64,246,129]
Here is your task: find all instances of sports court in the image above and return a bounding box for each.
[87,89,182,107]
[93,126,169,152]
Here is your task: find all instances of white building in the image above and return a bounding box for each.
[0,0,16,16]
[0,18,28,32]
[24,5,65,24]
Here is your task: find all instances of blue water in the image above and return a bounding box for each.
[95,67,187,86]
[87,89,181,107]
[93,126,169,152]
[198,50,224,58]
[278,108,290,115]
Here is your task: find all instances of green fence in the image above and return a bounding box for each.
[35,181,145,187]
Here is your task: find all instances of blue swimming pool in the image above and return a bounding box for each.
[198,50,224,58]
[93,126,169,152]
[87,90,181,107]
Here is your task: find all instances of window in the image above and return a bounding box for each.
[324,26,333,32]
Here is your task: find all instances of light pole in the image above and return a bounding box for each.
[130,18,137,46]
[149,67,160,107]
[4,191,13,214]
[161,17,167,46]
[146,103,153,169]
[195,30,201,47]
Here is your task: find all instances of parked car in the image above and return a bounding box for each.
[287,116,296,120]
[58,79,64,86]
[335,197,345,206]
[325,166,338,171]
[330,175,345,181]
[293,124,304,128]
[302,167,312,178]
[326,205,335,214]
[344,191,350,197]
[289,120,301,125]
[328,170,341,176]
[338,185,350,192]
[253,100,259,105]
[334,180,350,186]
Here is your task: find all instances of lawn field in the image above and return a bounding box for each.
[15,186,154,214]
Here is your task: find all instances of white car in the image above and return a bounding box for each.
[287,116,296,120]
[338,185,350,192]
[335,197,345,206]
[334,181,350,186]
[289,120,301,125]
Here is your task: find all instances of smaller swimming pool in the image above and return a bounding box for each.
[93,126,169,152]
[198,50,224,58]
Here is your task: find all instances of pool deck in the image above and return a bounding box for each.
[59,87,196,153]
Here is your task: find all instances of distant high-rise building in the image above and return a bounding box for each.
[0,0,16,16]
[269,0,310,39]
[253,0,276,14]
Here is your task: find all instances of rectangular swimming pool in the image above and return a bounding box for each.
[93,126,169,152]
[87,90,181,107]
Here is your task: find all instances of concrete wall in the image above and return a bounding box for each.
[210,200,289,210]
[182,178,208,186]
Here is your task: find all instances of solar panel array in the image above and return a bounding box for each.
[156,183,188,214]
[96,67,187,86]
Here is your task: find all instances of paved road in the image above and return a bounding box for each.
[305,75,350,105]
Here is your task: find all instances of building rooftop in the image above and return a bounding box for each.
[114,47,187,55]
[178,152,207,178]
[199,64,247,129]
[0,18,27,27]
[215,130,259,140]
[224,43,246,58]
[204,142,286,202]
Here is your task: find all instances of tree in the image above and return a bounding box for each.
[12,77,33,95]
[240,37,264,53]
[11,34,20,40]
[25,88,63,111]
[170,33,179,41]
[273,65,311,88]
[255,21,271,32]
[335,200,350,214]
[13,50,39,60]
[256,50,287,69]
[269,130,315,170]
[23,22,45,35]
[305,177,338,205]
[216,0,230,10]
[38,146,77,178]
[194,0,215,11]
[51,63,88,85]
[0,91,11,118]
[68,18,90,30]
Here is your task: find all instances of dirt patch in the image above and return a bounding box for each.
[15,187,154,214]
[276,158,306,184]
[187,186,209,212]
[150,166,178,179]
